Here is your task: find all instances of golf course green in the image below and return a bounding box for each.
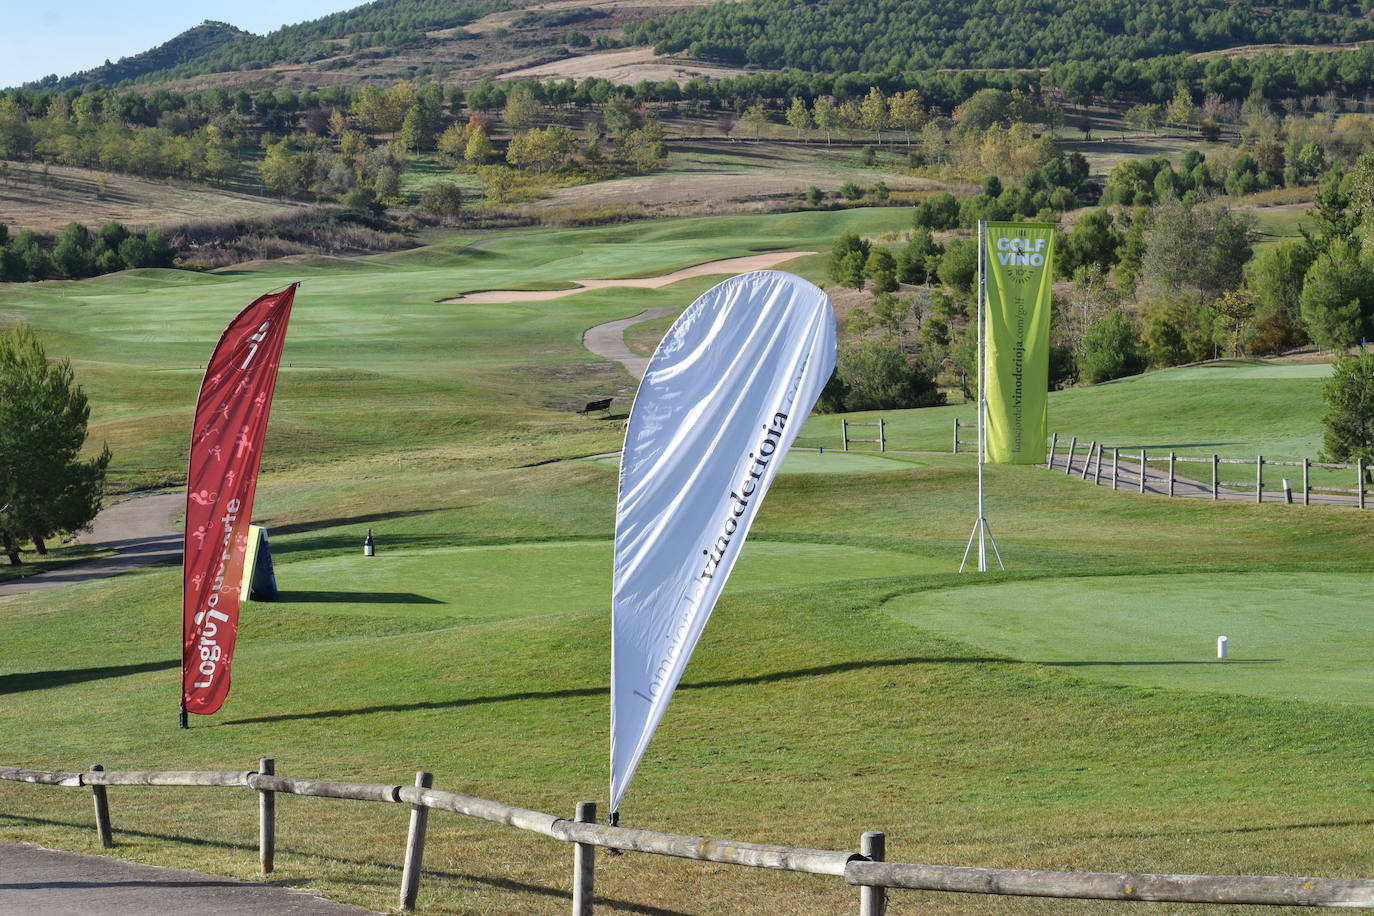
[886,571,1374,705]
[0,207,1370,915]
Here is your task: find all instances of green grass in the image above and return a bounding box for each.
[1,208,910,493]
[2,210,1373,915]
[886,570,1374,705]
[586,450,921,475]
[1248,205,1309,255]
[400,155,485,203]
[801,359,1334,461]
[274,537,949,620]
[0,542,116,584]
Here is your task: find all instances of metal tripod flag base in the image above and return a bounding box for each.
[959,516,1004,572]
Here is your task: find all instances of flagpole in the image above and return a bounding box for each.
[976,220,987,572]
[961,220,1003,572]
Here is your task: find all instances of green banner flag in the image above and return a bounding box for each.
[983,222,1054,464]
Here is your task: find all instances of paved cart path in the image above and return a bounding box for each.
[0,492,182,599]
[582,306,678,380]
[0,842,376,915]
[578,253,816,381]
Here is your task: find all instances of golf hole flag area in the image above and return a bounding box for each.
[2,209,1373,914]
[885,572,1374,706]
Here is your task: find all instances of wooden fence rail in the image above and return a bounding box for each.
[1047,433,1370,509]
[842,418,886,452]
[4,763,1373,911]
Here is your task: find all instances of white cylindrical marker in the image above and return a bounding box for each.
[1217,635,1228,659]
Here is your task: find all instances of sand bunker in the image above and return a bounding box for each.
[442,251,817,304]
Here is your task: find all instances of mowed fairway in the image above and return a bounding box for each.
[1,209,1373,915]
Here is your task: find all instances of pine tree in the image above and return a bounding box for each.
[0,325,109,564]
[1321,352,1374,476]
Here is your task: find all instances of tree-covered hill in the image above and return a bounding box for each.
[624,0,1374,73]
[27,0,514,90]
[39,22,252,90]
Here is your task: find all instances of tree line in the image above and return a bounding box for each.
[821,130,1374,416]
[625,0,1373,74]
[16,50,1374,202]
[0,221,177,282]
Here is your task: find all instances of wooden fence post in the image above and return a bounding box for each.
[89,763,112,849]
[878,419,886,453]
[1047,432,1057,467]
[1112,448,1119,490]
[1256,455,1264,504]
[842,419,849,452]
[1080,442,1095,480]
[573,801,597,916]
[258,757,275,875]
[1303,458,1310,505]
[1168,451,1175,497]
[1360,459,1366,510]
[954,419,961,455]
[1065,437,1077,475]
[1139,449,1147,493]
[1093,444,1104,485]
[1212,454,1219,500]
[400,771,433,912]
[860,831,886,916]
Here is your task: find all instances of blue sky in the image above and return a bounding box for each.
[1,1,353,89]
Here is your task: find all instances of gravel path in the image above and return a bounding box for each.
[0,842,376,915]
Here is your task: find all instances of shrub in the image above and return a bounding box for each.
[1076,310,1146,384]
[419,182,464,221]
[825,336,946,411]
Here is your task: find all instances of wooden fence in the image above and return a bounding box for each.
[4,762,1374,912]
[842,418,886,452]
[1046,433,1369,508]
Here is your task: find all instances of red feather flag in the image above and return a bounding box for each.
[182,284,297,719]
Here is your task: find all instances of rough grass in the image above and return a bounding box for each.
[2,212,1372,915]
[0,159,301,232]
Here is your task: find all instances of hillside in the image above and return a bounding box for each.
[31,0,715,93]
[625,0,1374,72]
[33,0,1374,94]
[37,22,251,90]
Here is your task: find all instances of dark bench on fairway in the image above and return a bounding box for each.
[578,397,614,416]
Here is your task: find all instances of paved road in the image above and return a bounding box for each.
[0,491,182,599]
[582,306,678,381]
[0,842,376,915]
